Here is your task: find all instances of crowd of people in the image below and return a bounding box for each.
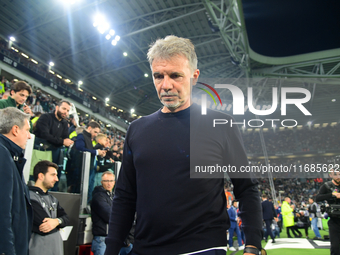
[0,37,139,123]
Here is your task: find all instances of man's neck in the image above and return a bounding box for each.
[54,111,62,121]
[35,183,48,193]
[332,180,340,186]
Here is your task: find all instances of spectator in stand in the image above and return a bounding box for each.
[68,115,77,135]
[34,100,74,191]
[0,77,5,95]
[91,172,116,255]
[0,81,33,116]
[31,112,42,131]
[29,160,69,255]
[32,100,43,113]
[66,121,105,193]
[1,90,10,100]
[0,107,33,255]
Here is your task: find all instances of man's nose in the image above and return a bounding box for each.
[28,132,32,139]
[161,76,173,91]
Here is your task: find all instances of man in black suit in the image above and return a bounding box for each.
[261,194,277,243]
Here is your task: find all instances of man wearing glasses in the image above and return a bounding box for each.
[91,171,116,255]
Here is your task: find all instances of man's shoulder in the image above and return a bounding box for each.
[0,98,10,108]
[127,110,160,132]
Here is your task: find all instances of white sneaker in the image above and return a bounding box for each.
[229,247,236,251]
[238,245,245,250]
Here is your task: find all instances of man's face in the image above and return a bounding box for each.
[105,138,111,148]
[11,89,29,105]
[89,127,100,139]
[330,170,340,185]
[97,137,106,146]
[308,198,313,204]
[101,174,115,192]
[55,102,70,120]
[16,119,31,149]
[233,202,238,208]
[42,167,59,190]
[152,55,199,113]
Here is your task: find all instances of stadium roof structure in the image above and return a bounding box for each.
[0,0,339,122]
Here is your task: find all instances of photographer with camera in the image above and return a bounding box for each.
[316,168,340,255]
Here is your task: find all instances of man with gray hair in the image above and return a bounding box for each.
[0,107,33,255]
[105,36,262,255]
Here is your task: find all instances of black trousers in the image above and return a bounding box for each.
[286,226,301,237]
[264,219,275,240]
[329,217,340,255]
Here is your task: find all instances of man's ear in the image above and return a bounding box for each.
[38,172,43,181]
[192,69,200,86]
[11,125,19,137]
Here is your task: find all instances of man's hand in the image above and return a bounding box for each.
[63,138,74,147]
[23,105,33,116]
[109,158,115,163]
[39,218,59,233]
[333,192,340,199]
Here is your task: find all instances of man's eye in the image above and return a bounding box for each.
[154,75,163,79]
[171,74,181,79]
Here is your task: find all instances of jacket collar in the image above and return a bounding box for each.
[0,134,24,158]
[8,96,21,108]
[0,134,26,176]
[83,129,91,138]
[29,186,48,195]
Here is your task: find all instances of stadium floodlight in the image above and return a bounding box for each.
[49,61,55,66]
[114,35,120,42]
[105,34,111,40]
[9,36,16,42]
[105,97,109,102]
[94,14,110,34]
[144,73,148,77]
[123,52,128,57]
[109,29,115,36]
[21,53,29,58]
[78,80,83,85]
[111,40,117,46]
[131,109,135,113]
[332,99,336,102]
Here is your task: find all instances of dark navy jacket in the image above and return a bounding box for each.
[262,200,276,220]
[91,186,114,236]
[0,134,33,255]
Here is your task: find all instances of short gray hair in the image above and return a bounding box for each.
[0,107,31,134]
[102,171,115,180]
[147,35,198,72]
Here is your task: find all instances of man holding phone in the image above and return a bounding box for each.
[0,81,33,116]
